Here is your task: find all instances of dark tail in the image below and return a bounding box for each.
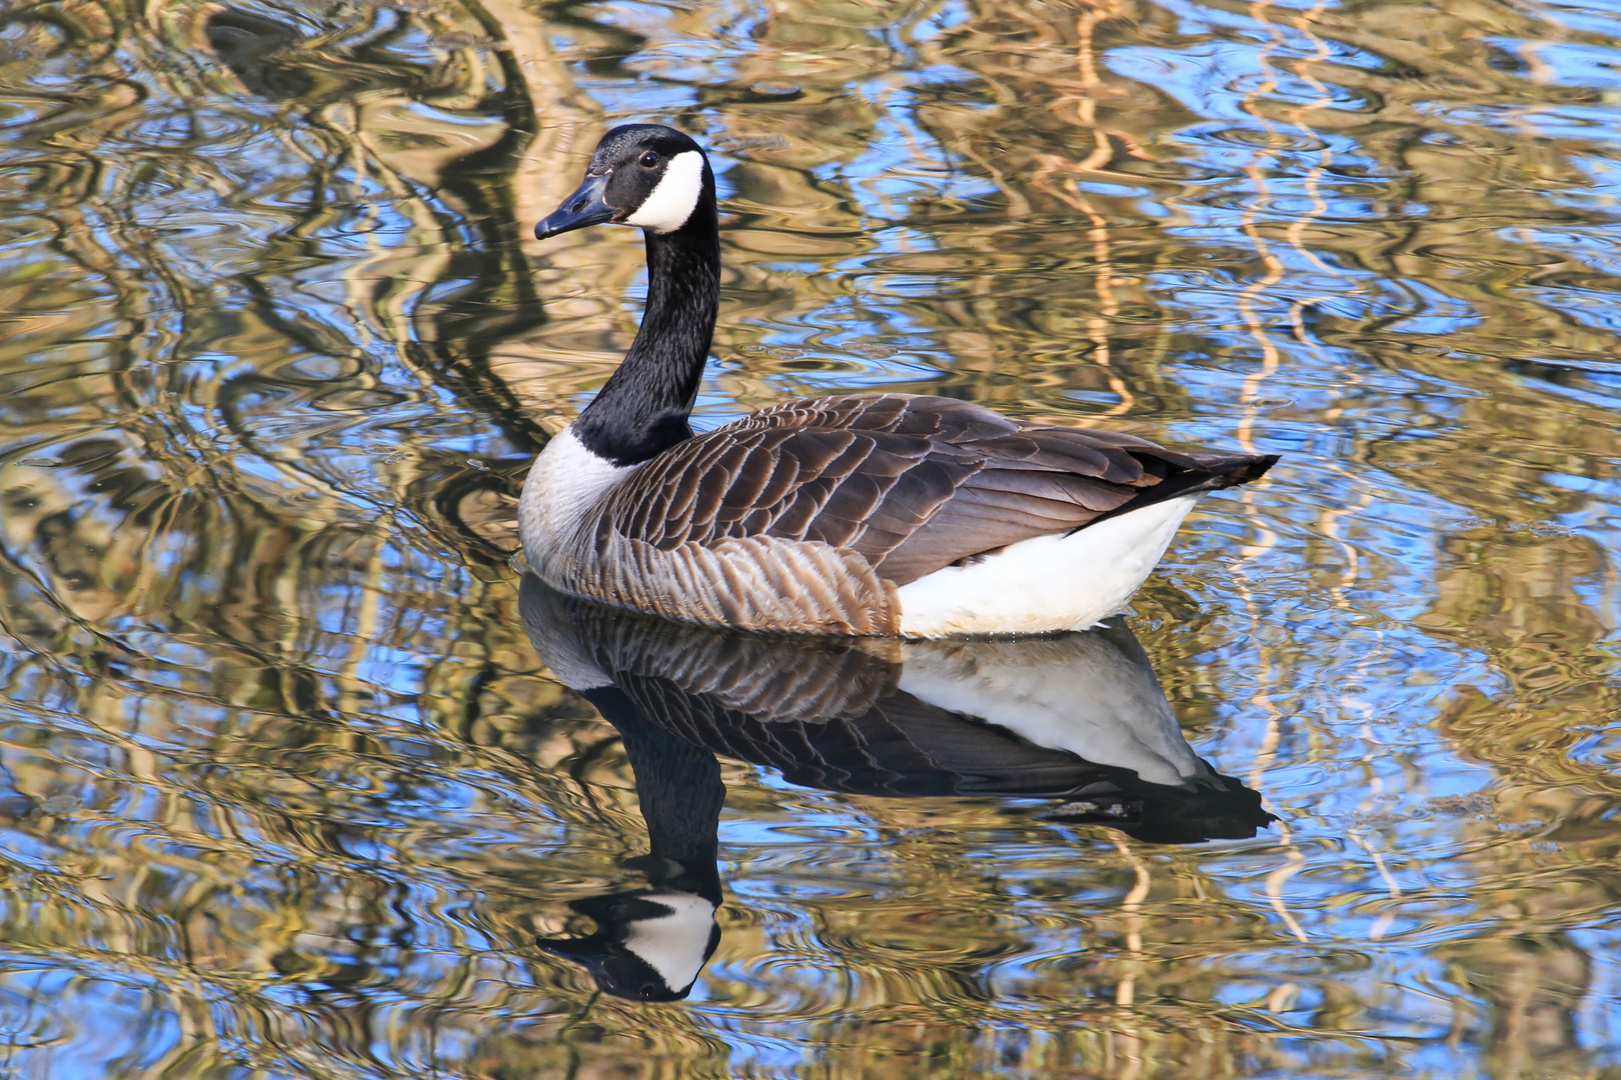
[1086,451,1278,529]
[1187,450,1280,491]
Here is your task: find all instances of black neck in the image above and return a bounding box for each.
[573,200,720,466]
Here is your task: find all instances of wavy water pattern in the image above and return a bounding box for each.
[0,0,1619,1076]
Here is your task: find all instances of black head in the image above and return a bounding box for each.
[535,124,714,240]
[538,890,721,1002]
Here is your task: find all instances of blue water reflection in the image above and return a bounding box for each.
[0,0,1618,1075]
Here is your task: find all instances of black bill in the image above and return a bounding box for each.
[534,173,615,239]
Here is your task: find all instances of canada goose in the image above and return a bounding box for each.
[523,577,1271,998]
[524,124,1278,636]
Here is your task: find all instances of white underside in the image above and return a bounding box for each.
[898,635,1212,788]
[895,495,1199,637]
[623,892,717,992]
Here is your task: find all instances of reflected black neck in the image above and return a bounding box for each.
[574,202,720,467]
[579,685,725,906]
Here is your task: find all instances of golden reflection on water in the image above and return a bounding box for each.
[1,0,1620,1076]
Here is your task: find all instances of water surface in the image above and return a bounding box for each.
[1,0,1620,1076]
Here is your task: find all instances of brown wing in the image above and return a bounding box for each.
[600,394,1275,586]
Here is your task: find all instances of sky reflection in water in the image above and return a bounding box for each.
[0,0,1619,1077]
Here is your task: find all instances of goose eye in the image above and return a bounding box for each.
[639,151,660,169]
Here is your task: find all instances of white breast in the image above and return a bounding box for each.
[519,425,638,583]
[895,495,1199,637]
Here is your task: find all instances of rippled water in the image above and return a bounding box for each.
[1,0,1620,1076]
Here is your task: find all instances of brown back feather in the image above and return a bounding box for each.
[599,394,1275,586]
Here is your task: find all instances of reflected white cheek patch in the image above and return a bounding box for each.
[624,150,705,233]
[623,893,716,991]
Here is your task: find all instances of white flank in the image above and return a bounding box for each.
[519,425,638,586]
[622,892,717,991]
[898,636,1210,788]
[896,494,1199,637]
[624,150,706,233]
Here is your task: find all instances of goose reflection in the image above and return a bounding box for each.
[519,576,1271,1000]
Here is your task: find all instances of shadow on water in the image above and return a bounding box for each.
[520,577,1271,1000]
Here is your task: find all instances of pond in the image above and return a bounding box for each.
[1,0,1619,1076]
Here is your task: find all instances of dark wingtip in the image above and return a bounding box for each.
[1191,451,1279,491]
[1239,453,1281,485]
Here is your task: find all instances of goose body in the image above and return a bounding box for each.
[523,124,1277,637]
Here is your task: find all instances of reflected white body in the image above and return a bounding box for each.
[899,633,1211,788]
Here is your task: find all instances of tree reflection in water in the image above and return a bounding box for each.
[0,0,1619,1076]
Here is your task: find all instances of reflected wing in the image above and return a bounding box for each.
[602,393,1274,585]
[624,677,1104,798]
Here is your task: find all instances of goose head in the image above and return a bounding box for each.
[535,124,714,239]
[538,889,720,1002]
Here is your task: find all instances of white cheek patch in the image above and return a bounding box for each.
[624,150,706,233]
